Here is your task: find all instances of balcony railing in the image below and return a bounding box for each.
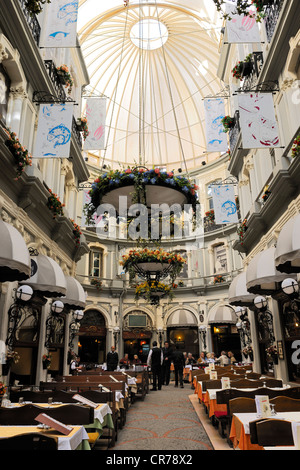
[44,60,67,102]
[18,0,41,46]
[264,0,285,43]
[242,52,264,91]
[72,117,83,149]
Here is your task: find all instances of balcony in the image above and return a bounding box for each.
[18,0,41,46]
[239,52,264,92]
[264,0,285,43]
[44,60,67,102]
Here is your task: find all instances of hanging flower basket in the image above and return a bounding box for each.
[291,134,300,158]
[134,281,178,305]
[232,62,244,80]
[47,189,65,219]
[266,345,278,364]
[91,278,102,290]
[221,116,235,133]
[4,128,33,180]
[24,0,51,16]
[56,65,74,95]
[83,166,200,226]
[205,210,215,223]
[213,275,225,284]
[70,219,82,245]
[121,248,186,284]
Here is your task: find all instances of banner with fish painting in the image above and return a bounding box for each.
[204,98,228,153]
[211,184,239,225]
[83,97,106,151]
[225,3,261,44]
[40,0,79,48]
[33,103,73,158]
[238,93,280,149]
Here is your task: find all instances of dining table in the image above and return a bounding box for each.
[0,425,90,450]
[230,411,300,451]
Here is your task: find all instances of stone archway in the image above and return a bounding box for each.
[78,309,107,364]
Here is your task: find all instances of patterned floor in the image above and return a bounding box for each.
[111,384,214,451]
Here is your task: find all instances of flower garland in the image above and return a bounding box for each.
[47,188,65,219]
[120,248,186,284]
[237,218,248,245]
[25,0,51,16]
[77,117,89,141]
[4,128,33,180]
[213,275,225,284]
[56,65,74,95]
[70,219,82,246]
[221,116,235,133]
[291,134,300,158]
[84,166,199,226]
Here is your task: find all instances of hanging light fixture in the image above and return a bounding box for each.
[16,285,34,302]
[51,300,64,314]
[281,278,299,297]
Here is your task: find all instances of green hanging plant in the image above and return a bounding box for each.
[25,0,51,16]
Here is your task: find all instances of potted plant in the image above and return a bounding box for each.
[91,278,102,290]
[77,117,89,141]
[241,53,253,77]
[24,0,51,16]
[47,188,65,219]
[237,218,248,245]
[4,128,33,180]
[232,61,244,80]
[42,352,52,370]
[291,134,300,159]
[205,209,215,223]
[213,274,226,284]
[266,345,278,364]
[221,116,235,133]
[70,219,82,246]
[56,65,74,95]
[2,350,20,376]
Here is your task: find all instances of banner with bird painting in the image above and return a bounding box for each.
[33,103,73,158]
[211,184,239,225]
[40,0,79,48]
[204,98,228,153]
[83,97,106,151]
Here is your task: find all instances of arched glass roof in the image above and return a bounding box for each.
[78,0,224,171]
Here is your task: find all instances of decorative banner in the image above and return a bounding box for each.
[225,4,261,44]
[84,98,106,151]
[211,184,239,225]
[33,103,73,158]
[238,93,280,149]
[204,98,228,153]
[40,0,79,48]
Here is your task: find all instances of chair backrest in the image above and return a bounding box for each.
[228,397,256,415]
[216,386,300,406]
[247,372,262,379]
[270,396,300,412]
[256,419,294,447]
[263,379,283,388]
[204,380,222,390]
[0,432,58,450]
[9,390,55,403]
[0,403,94,425]
[249,418,268,444]
[230,379,263,388]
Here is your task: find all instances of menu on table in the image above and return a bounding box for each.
[255,395,271,418]
[35,413,73,435]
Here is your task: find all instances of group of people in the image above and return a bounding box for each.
[105,345,238,390]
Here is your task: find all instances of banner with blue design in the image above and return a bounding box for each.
[33,103,73,158]
[204,98,228,153]
[40,0,79,48]
[211,184,239,225]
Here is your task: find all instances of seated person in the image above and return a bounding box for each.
[206,352,215,363]
[132,354,141,365]
[119,353,131,369]
[216,351,230,366]
[228,351,237,364]
[197,352,207,363]
[185,352,197,366]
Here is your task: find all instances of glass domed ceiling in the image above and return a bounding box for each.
[78,0,224,171]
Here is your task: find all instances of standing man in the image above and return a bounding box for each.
[106,345,119,371]
[147,341,163,391]
[172,344,185,388]
[162,341,172,386]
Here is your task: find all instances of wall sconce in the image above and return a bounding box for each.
[68,310,84,350]
[16,285,34,302]
[253,296,275,345]
[74,310,85,321]
[6,285,34,350]
[235,306,251,348]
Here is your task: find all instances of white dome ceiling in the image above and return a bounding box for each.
[78,0,224,171]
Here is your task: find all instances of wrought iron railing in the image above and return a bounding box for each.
[242,52,264,90]
[264,0,285,43]
[18,0,41,46]
[72,116,83,149]
[44,60,67,102]
[229,110,241,155]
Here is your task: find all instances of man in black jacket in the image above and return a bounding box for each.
[172,344,185,388]
[162,341,172,386]
[147,341,163,391]
[106,345,119,371]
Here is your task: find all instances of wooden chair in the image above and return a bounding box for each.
[256,419,294,447]
[249,418,270,444]
[247,372,262,379]
[228,397,256,415]
[270,396,300,412]
[0,433,58,450]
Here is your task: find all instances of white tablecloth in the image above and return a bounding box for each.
[206,386,290,401]
[94,403,112,425]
